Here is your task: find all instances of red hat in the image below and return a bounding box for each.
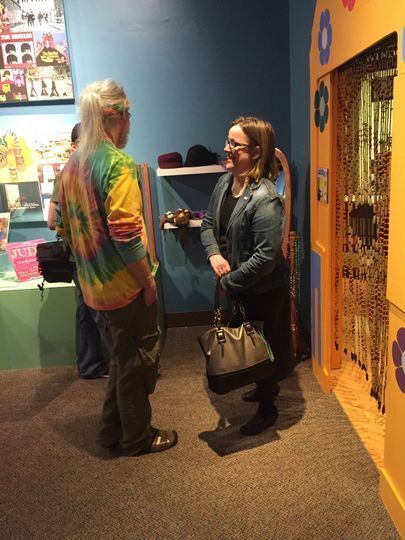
[158,152,183,169]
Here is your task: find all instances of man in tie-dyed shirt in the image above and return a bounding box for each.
[57,79,177,456]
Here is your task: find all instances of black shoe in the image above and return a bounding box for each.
[240,407,278,436]
[242,388,259,402]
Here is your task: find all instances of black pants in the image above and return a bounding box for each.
[232,284,294,416]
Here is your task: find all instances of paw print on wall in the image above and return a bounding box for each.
[392,327,405,393]
[314,81,329,133]
[342,0,356,11]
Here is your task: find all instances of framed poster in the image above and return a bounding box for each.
[0,0,74,106]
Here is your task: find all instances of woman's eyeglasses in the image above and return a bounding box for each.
[225,139,251,151]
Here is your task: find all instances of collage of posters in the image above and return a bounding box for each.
[0,0,73,105]
[0,125,72,222]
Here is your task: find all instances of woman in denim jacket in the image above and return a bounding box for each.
[201,116,294,435]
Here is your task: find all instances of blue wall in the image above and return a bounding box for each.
[289,0,316,344]
[62,0,291,167]
[1,1,317,326]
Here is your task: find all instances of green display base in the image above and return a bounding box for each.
[0,263,166,371]
[0,281,76,370]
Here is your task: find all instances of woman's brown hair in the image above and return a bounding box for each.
[231,116,278,182]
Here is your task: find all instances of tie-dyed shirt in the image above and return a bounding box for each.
[57,140,150,311]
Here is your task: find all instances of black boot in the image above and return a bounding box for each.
[240,405,278,436]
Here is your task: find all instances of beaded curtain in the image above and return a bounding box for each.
[334,34,397,413]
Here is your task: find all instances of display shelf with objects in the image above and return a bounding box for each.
[162,219,202,230]
[153,164,225,325]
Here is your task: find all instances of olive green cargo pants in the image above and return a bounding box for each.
[98,294,160,455]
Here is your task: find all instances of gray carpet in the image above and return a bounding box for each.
[0,326,400,539]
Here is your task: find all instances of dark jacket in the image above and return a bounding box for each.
[201,173,289,296]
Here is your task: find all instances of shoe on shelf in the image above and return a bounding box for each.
[242,388,259,402]
[239,407,278,436]
[147,429,178,453]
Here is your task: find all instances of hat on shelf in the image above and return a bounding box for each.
[157,152,183,169]
[184,145,218,167]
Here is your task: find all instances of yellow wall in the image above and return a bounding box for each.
[310,0,405,535]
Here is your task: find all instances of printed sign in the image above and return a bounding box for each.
[6,238,45,281]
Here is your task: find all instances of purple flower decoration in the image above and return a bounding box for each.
[318,9,332,65]
[392,327,405,392]
[314,81,329,132]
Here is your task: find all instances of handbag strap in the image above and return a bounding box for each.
[213,280,223,328]
[232,301,248,322]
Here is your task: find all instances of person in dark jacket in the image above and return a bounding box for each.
[201,116,294,436]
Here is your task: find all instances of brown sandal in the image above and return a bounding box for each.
[148,429,178,453]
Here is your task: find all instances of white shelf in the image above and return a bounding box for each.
[0,275,74,291]
[163,219,202,230]
[157,165,225,177]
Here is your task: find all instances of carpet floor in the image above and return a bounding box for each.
[0,326,400,539]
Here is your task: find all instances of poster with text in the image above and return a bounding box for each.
[0,0,73,105]
[6,238,45,281]
[0,181,44,222]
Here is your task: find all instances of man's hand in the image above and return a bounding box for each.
[209,254,231,278]
[142,281,157,306]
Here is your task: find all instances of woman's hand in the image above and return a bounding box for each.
[209,254,231,278]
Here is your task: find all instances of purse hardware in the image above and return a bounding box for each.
[243,322,255,335]
[215,328,226,344]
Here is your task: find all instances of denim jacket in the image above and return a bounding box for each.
[200,173,289,296]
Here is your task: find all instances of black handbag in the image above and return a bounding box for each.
[197,284,274,395]
[36,239,75,295]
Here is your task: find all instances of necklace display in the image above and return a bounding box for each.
[334,34,397,414]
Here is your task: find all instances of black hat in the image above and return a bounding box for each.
[184,145,218,167]
[158,152,183,169]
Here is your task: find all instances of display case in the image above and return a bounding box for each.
[0,219,76,370]
[0,163,163,370]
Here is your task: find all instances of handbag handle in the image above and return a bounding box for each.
[212,281,249,327]
[211,281,258,342]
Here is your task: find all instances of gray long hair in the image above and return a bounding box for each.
[78,78,129,166]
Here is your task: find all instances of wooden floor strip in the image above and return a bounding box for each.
[331,357,385,469]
